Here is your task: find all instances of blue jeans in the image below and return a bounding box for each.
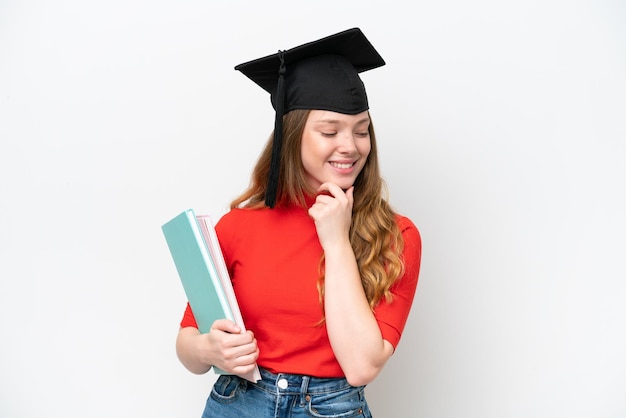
[201,368,372,418]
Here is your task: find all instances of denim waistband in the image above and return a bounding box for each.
[252,367,357,395]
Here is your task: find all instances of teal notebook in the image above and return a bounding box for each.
[162,209,260,382]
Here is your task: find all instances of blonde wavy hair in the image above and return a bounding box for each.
[231,109,404,310]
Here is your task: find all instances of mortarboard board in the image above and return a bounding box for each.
[235,28,385,208]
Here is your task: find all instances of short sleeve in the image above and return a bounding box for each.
[180,302,198,329]
[375,215,422,348]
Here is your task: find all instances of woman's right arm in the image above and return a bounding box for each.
[175,319,260,375]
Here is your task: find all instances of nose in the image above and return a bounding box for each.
[337,133,357,154]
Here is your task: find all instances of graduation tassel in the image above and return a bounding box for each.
[265,50,286,208]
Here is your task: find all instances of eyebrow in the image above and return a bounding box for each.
[314,117,371,125]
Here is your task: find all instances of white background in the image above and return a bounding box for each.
[1,1,625,417]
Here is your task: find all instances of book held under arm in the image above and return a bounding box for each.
[161,209,261,383]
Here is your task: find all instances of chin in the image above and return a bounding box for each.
[310,175,357,191]
[336,180,356,190]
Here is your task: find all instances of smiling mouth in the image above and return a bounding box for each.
[329,161,356,169]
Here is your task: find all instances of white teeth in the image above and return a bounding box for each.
[330,162,354,169]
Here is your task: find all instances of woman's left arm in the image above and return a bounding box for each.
[309,183,394,387]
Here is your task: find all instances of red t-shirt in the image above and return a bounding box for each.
[180,203,421,377]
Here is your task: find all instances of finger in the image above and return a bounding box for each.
[223,330,255,348]
[313,193,335,206]
[211,319,241,334]
[222,339,259,372]
[345,186,354,206]
[317,182,345,198]
[234,349,260,367]
[224,338,258,360]
[231,355,260,375]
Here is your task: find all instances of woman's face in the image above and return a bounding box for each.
[300,110,371,191]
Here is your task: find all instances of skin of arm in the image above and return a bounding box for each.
[176,319,260,376]
[308,183,394,387]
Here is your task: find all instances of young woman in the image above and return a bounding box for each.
[175,28,421,418]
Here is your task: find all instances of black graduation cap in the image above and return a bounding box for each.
[235,28,385,208]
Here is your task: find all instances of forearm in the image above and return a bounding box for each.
[323,241,393,386]
[176,320,259,376]
[176,327,213,375]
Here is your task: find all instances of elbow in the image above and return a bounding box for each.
[187,364,211,375]
[343,365,383,387]
[176,348,211,375]
[340,341,394,387]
